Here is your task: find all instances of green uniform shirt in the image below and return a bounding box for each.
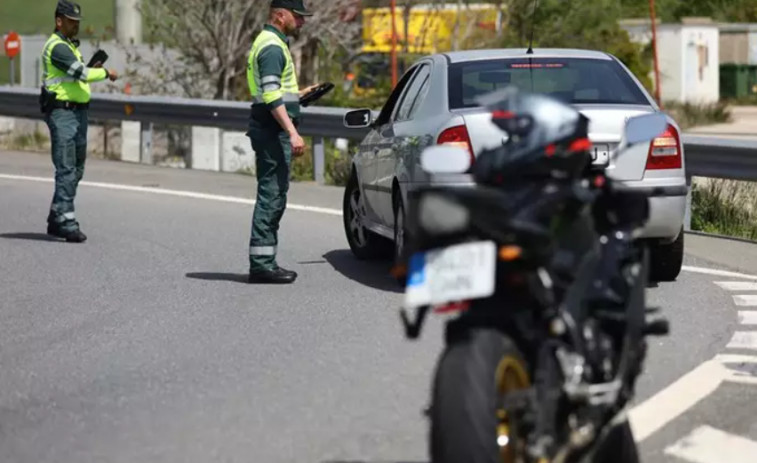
[249,25,300,129]
[50,33,107,81]
[42,31,108,104]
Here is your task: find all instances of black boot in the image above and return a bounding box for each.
[248,267,297,284]
[47,221,87,243]
[275,265,298,279]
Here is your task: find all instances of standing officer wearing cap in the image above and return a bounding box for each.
[245,0,316,284]
[40,0,118,242]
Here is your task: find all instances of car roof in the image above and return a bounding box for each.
[439,48,613,63]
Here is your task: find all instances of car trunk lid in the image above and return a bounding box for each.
[458,105,655,181]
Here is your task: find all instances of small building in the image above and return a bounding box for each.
[718,23,757,64]
[620,17,720,104]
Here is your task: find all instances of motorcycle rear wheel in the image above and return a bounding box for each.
[429,329,530,463]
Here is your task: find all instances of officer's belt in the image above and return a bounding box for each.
[250,104,299,126]
[51,100,90,110]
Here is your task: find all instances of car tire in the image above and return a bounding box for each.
[343,169,390,260]
[650,227,684,282]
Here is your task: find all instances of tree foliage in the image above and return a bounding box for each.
[500,0,653,91]
[122,0,757,102]
[123,0,362,100]
[620,0,757,23]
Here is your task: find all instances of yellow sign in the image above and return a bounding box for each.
[361,4,504,54]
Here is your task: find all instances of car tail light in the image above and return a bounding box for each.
[437,125,475,165]
[645,124,682,170]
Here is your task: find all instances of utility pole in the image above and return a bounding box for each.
[115,0,142,44]
[649,0,662,108]
[390,0,398,87]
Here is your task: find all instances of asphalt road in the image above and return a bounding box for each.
[2,150,757,463]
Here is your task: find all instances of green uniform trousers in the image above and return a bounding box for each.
[45,108,88,232]
[248,122,292,272]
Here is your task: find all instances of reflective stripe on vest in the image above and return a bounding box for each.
[41,33,92,104]
[247,30,299,105]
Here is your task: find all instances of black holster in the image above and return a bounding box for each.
[39,86,56,114]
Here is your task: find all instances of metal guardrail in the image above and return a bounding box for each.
[680,134,757,181]
[1,86,757,183]
[0,86,373,140]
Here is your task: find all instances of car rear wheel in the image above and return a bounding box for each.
[343,169,390,260]
[650,227,684,282]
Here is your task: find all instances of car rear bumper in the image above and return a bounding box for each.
[620,178,688,241]
[412,175,688,241]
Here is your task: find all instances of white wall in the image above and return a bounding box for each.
[17,34,178,95]
[681,26,720,103]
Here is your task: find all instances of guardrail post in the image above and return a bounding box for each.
[684,173,693,231]
[140,121,153,164]
[191,126,222,171]
[312,136,325,184]
[121,121,141,162]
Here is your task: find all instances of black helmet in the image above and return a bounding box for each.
[471,86,593,185]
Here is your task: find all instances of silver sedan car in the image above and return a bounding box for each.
[341,48,688,281]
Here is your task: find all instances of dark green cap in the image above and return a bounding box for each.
[56,0,83,21]
[271,0,313,16]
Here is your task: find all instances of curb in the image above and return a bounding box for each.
[685,230,757,245]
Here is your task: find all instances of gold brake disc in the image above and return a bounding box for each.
[495,355,532,463]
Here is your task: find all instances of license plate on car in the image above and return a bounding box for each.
[404,240,497,309]
[591,144,610,166]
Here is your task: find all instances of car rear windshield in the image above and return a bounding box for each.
[447,57,650,109]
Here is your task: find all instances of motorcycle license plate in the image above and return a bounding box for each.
[591,144,610,166]
[404,240,497,309]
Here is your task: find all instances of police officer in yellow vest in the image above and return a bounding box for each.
[41,0,118,242]
[246,0,316,284]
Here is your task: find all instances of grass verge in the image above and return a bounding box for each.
[663,100,732,130]
[691,178,757,241]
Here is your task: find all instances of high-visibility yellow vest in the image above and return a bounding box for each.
[41,33,104,104]
[247,29,300,115]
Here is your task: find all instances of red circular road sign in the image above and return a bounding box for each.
[4,31,20,59]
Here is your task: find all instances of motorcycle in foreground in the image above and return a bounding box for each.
[396,87,672,463]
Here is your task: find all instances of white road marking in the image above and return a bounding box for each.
[630,354,757,443]
[628,359,725,442]
[733,295,757,306]
[714,281,757,291]
[715,354,757,385]
[726,332,757,350]
[738,311,757,325]
[683,265,757,281]
[664,425,757,463]
[0,173,343,216]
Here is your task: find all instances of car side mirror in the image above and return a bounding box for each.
[344,109,373,128]
[623,113,668,146]
[420,145,471,174]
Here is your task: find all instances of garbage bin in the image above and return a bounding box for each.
[720,63,751,99]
